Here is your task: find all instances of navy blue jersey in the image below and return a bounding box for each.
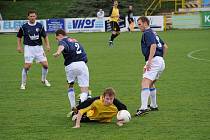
[141,28,165,61]
[58,37,88,66]
[17,22,47,46]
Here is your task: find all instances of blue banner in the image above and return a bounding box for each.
[0,20,46,33]
[65,18,105,33]
[46,19,65,33]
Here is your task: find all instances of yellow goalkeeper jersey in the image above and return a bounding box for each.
[79,96,118,122]
[109,7,119,22]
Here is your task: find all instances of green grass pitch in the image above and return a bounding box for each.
[0,30,210,140]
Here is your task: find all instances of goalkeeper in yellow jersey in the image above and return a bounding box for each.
[72,87,127,128]
[108,1,120,47]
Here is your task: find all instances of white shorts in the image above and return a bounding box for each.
[24,45,47,63]
[65,61,89,87]
[143,56,165,81]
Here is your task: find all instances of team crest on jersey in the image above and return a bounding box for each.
[36,28,40,32]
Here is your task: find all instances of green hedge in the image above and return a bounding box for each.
[0,0,147,20]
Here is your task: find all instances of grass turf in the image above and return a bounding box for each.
[0,30,210,140]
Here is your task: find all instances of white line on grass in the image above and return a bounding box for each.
[187,49,210,62]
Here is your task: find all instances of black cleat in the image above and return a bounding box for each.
[150,106,159,111]
[148,105,159,111]
[108,40,114,47]
[66,107,78,118]
[135,109,149,117]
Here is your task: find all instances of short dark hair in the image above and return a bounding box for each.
[137,16,150,25]
[103,87,116,97]
[27,10,37,16]
[55,29,67,36]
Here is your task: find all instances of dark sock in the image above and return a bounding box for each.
[115,33,119,38]
[110,34,116,41]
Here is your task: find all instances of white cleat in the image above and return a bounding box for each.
[20,84,26,90]
[67,111,73,118]
[72,114,77,122]
[88,90,92,98]
[42,80,51,87]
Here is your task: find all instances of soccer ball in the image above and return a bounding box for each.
[117,110,131,123]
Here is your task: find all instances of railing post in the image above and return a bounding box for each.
[159,0,162,8]
[182,0,185,8]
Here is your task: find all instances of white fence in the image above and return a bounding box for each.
[0,16,164,33]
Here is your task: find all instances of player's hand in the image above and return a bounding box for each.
[17,47,23,53]
[116,120,124,126]
[143,65,147,73]
[53,52,59,58]
[117,121,124,126]
[45,45,50,52]
[72,125,80,128]
[146,61,152,71]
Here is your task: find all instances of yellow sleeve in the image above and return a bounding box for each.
[79,104,93,115]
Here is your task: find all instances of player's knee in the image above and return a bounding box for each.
[68,82,74,88]
[80,92,88,102]
[112,31,116,35]
[24,65,31,70]
[24,67,30,71]
[42,65,48,69]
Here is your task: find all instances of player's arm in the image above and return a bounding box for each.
[117,10,121,21]
[73,111,82,128]
[159,37,168,57]
[43,36,50,52]
[108,7,113,18]
[113,98,127,127]
[144,33,157,71]
[40,25,50,52]
[17,37,23,53]
[147,44,156,71]
[53,45,64,58]
[163,43,168,57]
[73,105,93,128]
[113,98,127,111]
[16,27,23,53]
[77,96,100,110]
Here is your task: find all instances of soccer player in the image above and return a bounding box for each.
[108,0,120,47]
[17,10,51,90]
[97,9,104,19]
[127,5,134,32]
[72,87,127,128]
[135,16,168,117]
[53,29,90,117]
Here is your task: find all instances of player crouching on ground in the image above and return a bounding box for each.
[72,87,127,128]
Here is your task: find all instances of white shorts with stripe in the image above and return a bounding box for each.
[65,61,89,87]
[24,45,47,63]
[143,56,165,81]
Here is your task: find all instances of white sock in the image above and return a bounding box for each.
[68,88,75,110]
[140,88,150,110]
[21,68,28,85]
[41,67,48,81]
[150,88,158,108]
[80,92,88,102]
